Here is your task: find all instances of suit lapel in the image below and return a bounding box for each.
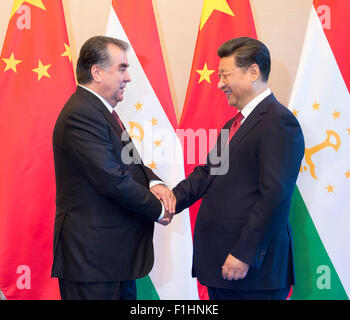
[74,86,153,178]
[228,93,275,154]
[208,94,275,184]
[75,86,128,144]
[97,101,143,164]
[101,106,128,144]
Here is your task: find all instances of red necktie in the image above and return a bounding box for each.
[226,112,244,146]
[112,110,125,131]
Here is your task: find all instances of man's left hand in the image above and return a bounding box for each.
[222,253,249,281]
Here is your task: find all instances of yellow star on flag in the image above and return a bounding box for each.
[332,110,341,119]
[151,117,158,126]
[292,108,299,117]
[347,128,350,135]
[61,43,72,63]
[325,184,334,193]
[200,0,234,30]
[148,161,157,170]
[1,52,22,73]
[312,101,320,110]
[196,63,215,84]
[154,140,163,148]
[133,101,143,111]
[32,60,51,81]
[10,0,46,19]
[345,170,350,179]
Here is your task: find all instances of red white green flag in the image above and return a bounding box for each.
[0,0,75,299]
[288,0,350,299]
[106,0,198,299]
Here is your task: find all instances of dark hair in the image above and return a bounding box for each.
[76,36,129,84]
[217,37,270,82]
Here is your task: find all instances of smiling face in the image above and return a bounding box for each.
[217,54,258,111]
[92,44,131,107]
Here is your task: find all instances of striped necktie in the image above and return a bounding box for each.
[226,112,244,146]
[112,110,125,131]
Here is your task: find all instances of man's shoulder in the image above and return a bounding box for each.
[55,93,107,137]
[264,94,297,121]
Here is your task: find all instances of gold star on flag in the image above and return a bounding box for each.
[326,184,334,193]
[345,170,350,179]
[151,117,158,126]
[148,161,157,170]
[10,0,46,18]
[133,101,143,111]
[200,0,234,30]
[312,101,320,110]
[196,63,215,84]
[332,110,341,119]
[347,128,350,135]
[154,140,163,147]
[292,108,299,117]
[61,43,72,62]
[32,60,51,81]
[1,52,22,73]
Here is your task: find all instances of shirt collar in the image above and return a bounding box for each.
[78,84,114,114]
[240,88,271,122]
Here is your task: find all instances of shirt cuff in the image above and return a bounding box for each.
[157,202,165,221]
[149,179,165,189]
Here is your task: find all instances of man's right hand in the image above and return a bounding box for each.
[150,184,176,214]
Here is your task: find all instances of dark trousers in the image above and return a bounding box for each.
[58,278,137,300]
[207,286,290,300]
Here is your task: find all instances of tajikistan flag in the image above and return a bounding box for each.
[288,0,350,299]
[105,0,198,299]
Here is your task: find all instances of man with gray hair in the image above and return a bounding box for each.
[51,36,175,300]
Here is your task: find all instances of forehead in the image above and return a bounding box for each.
[218,55,236,71]
[107,44,129,67]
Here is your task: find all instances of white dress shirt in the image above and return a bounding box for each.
[241,88,271,123]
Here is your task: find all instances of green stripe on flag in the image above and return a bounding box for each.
[290,188,348,300]
[136,275,160,300]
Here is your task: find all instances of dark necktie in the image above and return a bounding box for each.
[112,110,125,131]
[226,112,244,146]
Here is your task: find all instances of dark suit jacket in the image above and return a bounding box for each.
[173,93,305,291]
[51,86,162,282]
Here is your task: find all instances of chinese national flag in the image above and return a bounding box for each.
[0,0,75,299]
[179,0,257,299]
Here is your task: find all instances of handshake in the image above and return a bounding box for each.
[150,184,176,226]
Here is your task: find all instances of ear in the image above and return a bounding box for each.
[90,64,102,82]
[247,63,260,82]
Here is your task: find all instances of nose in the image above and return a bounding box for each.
[217,78,225,90]
[125,70,131,83]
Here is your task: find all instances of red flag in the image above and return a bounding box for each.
[0,0,75,299]
[313,0,350,91]
[179,0,257,299]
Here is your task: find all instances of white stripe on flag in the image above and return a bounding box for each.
[106,7,199,299]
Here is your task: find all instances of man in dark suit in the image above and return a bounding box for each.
[51,36,175,300]
[173,37,305,300]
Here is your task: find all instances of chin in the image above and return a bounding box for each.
[114,96,123,104]
[227,99,236,106]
